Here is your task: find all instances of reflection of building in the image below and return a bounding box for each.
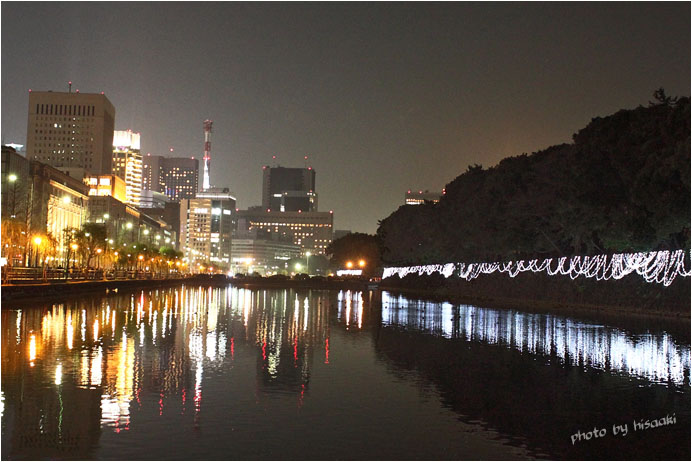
[180,188,236,268]
[26,90,116,179]
[405,189,442,205]
[112,130,142,206]
[84,174,126,202]
[0,285,337,458]
[262,166,317,212]
[142,154,199,201]
[236,209,333,256]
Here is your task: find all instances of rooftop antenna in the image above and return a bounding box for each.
[304,155,308,168]
[68,81,72,93]
[272,155,277,167]
[202,120,213,191]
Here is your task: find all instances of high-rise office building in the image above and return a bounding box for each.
[262,166,317,212]
[112,130,142,206]
[179,188,236,269]
[26,90,115,179]
[235,209,333,256]
[142,154,198,202]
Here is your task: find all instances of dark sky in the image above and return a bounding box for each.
[2,2,689,233]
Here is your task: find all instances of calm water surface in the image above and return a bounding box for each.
[1,286,689,460]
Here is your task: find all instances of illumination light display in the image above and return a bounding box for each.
[382,249,691,287]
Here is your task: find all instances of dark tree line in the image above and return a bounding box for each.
[378,93,690,265]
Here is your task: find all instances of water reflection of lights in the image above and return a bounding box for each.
[381,292,691,385]
[337,290,365,329]
[4,286,331,436]
[29,334,37,365]
[15,310,22,344]
[55,364,62,385]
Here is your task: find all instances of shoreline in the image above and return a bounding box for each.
[3,276,689,328]
[0,276,373,306]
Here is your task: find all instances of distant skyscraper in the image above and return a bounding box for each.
[26,89,115,179]
[112,130,142,206]
[262,166,317,212]
[180,188,236,268]
[142,154,199,202]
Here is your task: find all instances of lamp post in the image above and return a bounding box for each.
[126,221,134,243]
[306,251,311,275]
[70,243,78,270]
[8,174,18,218]
[33,236,42,268]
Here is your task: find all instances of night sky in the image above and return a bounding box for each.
[2,2,689,233]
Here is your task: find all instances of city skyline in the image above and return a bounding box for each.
[2,2,689,233]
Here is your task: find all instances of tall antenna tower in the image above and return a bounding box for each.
[202,120,213,191]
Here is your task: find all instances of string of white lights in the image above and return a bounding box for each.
[381,250,691,287]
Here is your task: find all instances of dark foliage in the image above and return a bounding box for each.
[378,94,690,264]
[325,232,382,274]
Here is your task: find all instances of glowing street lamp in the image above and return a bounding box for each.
[295,263,302,272]
[8,174,18,218]
[70,243,78,269]
[346,261,353,269]
[33,236,42,267]
[306,251,311,275]
[359,259,366,268]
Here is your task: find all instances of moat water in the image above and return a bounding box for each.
[1,286,689,459]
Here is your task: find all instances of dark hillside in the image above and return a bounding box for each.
[378,95,690,265]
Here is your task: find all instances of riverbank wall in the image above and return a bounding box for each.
[380,270,690,321]
[1,276,221,305]
[1,276,374,306]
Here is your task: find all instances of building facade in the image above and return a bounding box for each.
[142,154,199,202]
[179,188,236,270]
[1,146,30,221]
[235,209,333,256]
[26,90,116,179]
[405,189,443,205]
[261,166,317,212]
[112,130,142,206]
[139,201,181,250]
[231,238,302,276]
[84,174,127,203]
[28,161,90,260]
